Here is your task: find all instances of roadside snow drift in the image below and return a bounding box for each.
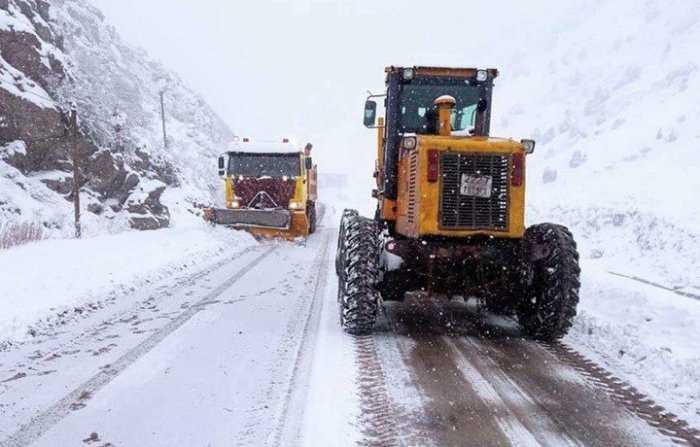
[0,219,256,344]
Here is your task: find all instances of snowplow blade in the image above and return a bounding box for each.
[204,208,291,229]
[204,208,309,240]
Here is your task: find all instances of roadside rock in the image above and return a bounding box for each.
[87,149,125,196]
[127,182,170,230]
[87,202,103,215]
[40,175,72,195]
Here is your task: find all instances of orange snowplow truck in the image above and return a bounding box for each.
[204,139,318,239]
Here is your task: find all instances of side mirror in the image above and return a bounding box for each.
[218,155,226,177]
[520,139,536,154]
[363,100,377,127]
[305,157,313,170]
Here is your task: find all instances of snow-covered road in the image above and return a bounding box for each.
[0,228,351,446]
[1,212,698,446]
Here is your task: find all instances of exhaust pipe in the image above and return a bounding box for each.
[433,95,456,137]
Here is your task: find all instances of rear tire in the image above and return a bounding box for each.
[338,215,380,335]
[517,223,581,341]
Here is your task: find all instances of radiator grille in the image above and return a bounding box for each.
[440,152,509,230]
[407,150,419,225]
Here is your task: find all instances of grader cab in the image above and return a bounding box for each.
[204,139,318,239]
[336,66,581,340]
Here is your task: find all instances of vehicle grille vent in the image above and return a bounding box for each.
[439,152,509,230]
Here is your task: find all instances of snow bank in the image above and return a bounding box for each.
[0,221,257,344]
[565,261,700,426]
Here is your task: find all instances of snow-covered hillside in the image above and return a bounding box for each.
[492,0,700,289]
[1,0,232,239]
[483,0,700,424]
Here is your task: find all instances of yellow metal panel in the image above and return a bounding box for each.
[224,177,234,205]
[307,166,318,201]
[376,117,385,178]
[395,136,526,239]
[243,211,309,240]
[293,175,306,206]
[381,198,397,221]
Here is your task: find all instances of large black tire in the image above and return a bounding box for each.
[335,209,358,279]
[307,202,317,234]
[517,223,581,341]
[338,215,380,335]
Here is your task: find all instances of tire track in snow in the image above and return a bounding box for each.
[0,244,262,357]
[543,341,700,447]
[443,336,580,447]
[270,230,332,446]
[379,299,691,446]
[446,338,582,447]
[235,231,331,446]
[371,334,437,447]
[354,334,399,447]
[0,245,276,447]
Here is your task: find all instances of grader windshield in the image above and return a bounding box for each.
[379,67,497,200]
[399,83,481,133]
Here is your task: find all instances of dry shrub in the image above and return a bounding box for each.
[0,221,45,250]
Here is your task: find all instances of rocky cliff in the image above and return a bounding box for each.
[0,0,232,237]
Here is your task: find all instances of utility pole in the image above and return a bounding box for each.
[160,89,168,149]
[70,103,81,239]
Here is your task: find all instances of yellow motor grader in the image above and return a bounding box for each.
[204,139,318,239]
[336,66,581,340]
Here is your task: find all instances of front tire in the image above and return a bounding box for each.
[517,223,581,341]
[338,215,380,335]
[335,209,358,279]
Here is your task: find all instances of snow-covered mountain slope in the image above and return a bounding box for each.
[491,0,700,289]
[476,0,700,424]
[0,0,232,238]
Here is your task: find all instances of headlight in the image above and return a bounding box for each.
[289,201,304,210]
[228,199,241,209]
[402,68,415,81]
[402,136,417,150]
[521,139,536,154]
[476,69,488,82]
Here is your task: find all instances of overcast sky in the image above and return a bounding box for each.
[88,0,572,177]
